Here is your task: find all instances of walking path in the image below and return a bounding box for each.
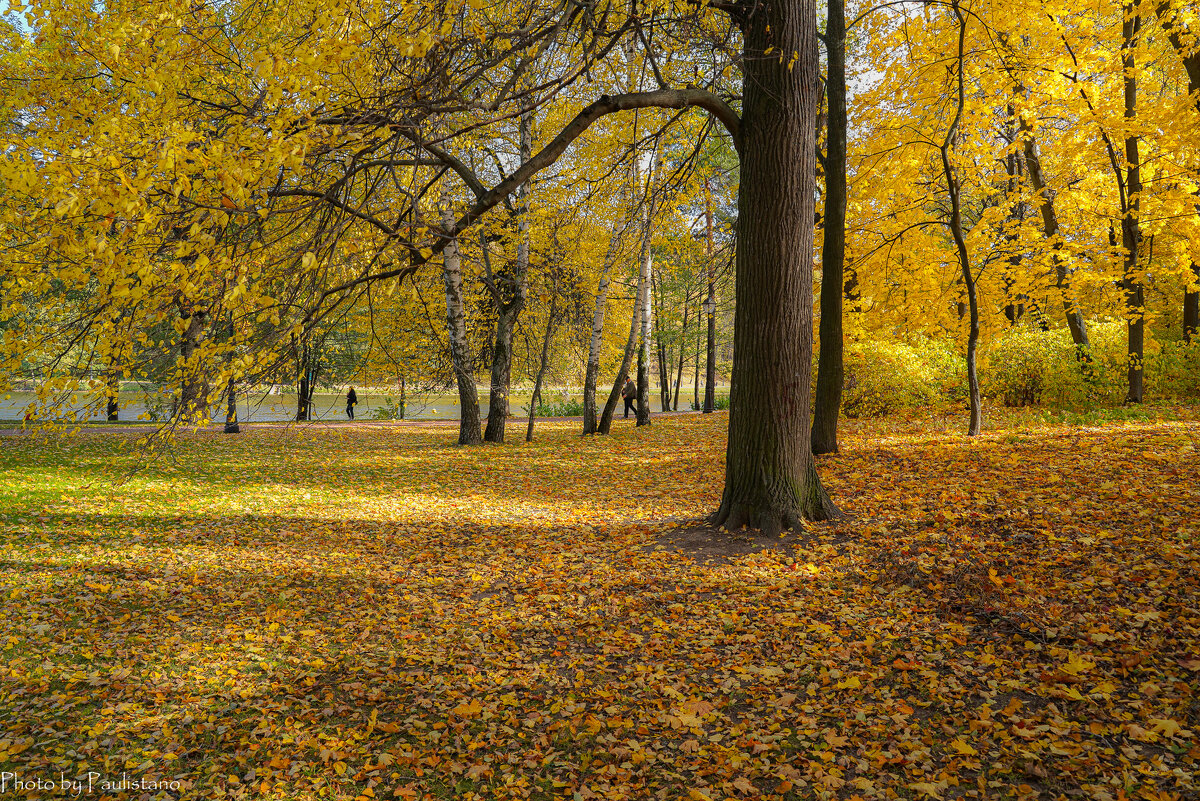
[0,410,707,437]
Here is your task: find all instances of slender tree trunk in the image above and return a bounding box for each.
[582,223,623,434]
[673,292,689,410]
[224,375,240,433]
[599,296,641,434]
[178,310,209,425]
[297,372,309,421]
[526,293,558,442]
[652,272,671,413]
[941,1,982,436]
[442,207,482,444]
[484,303,519,441]
[224,316,240,433]
[712,0,839,532]
[1006,65,1092,356]
[703,179,718,414]
[635,153,658,428]
[1001,103,1027,328]
[811,0,847,455]
[693,309,701,410]
[656,334,670,413]
[485,107,533,443]
[1122,2,1145,403]
[105,371,119,422]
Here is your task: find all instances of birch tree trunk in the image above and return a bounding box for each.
[442,206,482,444]
[635,153,657,427]
[582,222,624,434]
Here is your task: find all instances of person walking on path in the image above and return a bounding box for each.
[346,387,358,420]
[621,378,637,419]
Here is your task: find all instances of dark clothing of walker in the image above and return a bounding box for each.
[346,388,358,420]
[621,379,637,418]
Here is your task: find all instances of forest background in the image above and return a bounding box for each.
[1,0,1197,444]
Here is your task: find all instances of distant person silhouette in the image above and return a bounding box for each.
[621,378,636,419]
[346,387,358,420]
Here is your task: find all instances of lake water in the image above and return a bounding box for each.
[0,387,691,423]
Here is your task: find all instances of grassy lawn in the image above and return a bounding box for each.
[0,410,1197,800]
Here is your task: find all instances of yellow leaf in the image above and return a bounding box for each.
[949,738,977,756]
[1060,652,1094,676]
[1150,718,1184,738]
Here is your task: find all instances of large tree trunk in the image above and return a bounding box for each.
[712,0,839,532]
[484,107,533,443]
[1122,3,1144,404]
[811,0,847,456]
[442,207,482,444]
[703,179,718,414]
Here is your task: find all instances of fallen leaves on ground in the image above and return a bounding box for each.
[0,409,1197,800]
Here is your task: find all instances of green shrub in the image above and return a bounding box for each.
[984,328,1060,407]
[532,397,586,417]
[689,393,729,410]
[370,397,405,420]
[841,340,937,418]
[1147,339,1200,399]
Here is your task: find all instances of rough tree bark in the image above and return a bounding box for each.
[811,0,847,455]
[711,0,840,531]
[441,206,482,444]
